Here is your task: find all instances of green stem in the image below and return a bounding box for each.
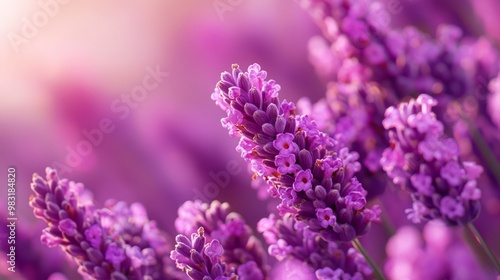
[467,223,500,273]
[373,197,396,237]
[353,238,386,280]
[464,117,500,186]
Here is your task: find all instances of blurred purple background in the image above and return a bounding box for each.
[0,0,499,279]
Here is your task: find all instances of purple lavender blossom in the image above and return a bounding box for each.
[29,167,181,279]
[175,200,267,278]
[299,0,498,103]
[98,199,182,279]
[212,63,380,242]
[170,227,237,280]
[257,213,373,279]
[380,95,482,225]
[296,0,500,198]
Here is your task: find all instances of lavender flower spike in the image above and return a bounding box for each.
[175,200,267,279]
[212,64,380,242]
[29,168,180,279]
[381,94,483,225]
[30,168,132,279]
[170,227,237,280]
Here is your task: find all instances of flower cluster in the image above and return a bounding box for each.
[381,94,482,225]
[170,227,237,280]
[212,63,381,242]
[29,168,181,280]
[258,213,372,279]
[297,0,500,195]
[175,200,267,279]
[300,0,498,103]
[25,1,500,278]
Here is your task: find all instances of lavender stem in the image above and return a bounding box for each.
[373,198,396,237]
[467,223,500,273]
[464,116,500,187]
[352,238,386,280]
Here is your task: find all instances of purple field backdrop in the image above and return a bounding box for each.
[0,0,499,279]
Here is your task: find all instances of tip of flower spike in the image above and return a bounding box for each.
[232,64,239,69]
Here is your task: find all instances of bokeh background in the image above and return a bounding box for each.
[0,0,499,279]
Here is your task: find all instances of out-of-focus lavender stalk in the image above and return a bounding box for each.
[381,95,500,273]
[296,0,500,194]
[299,0,498,117]
[381,94,482,225]
[170,227,237,280]
[212,63,380,243]
[175,200,267,279]
[29,167,181,280]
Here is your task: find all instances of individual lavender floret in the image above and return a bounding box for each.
[170,227,237,280]
[381,94,483,225]
[175,200,267,279]
[212,63,380,242]
[257,213,372,279]
[29,167,179,280]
